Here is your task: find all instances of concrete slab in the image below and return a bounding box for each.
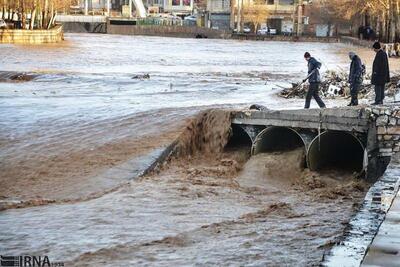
[362,190,400,267]
[232,108,370,133]
[323,166,400,267]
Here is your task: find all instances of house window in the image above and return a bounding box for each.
[267,0,274,5]
[172,0,180,5]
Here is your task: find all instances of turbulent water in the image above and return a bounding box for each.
[1,34,363,203]
[0,34,384,266]
[0,33,361,136]
[0,144,368,266]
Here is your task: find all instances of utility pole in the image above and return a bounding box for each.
[84,0,89,15]
[230,0,235,30]
[237,0,242,32]
[296,0,303,36]
[106,0,110,16]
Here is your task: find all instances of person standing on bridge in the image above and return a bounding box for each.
[372,42,390,105]
[303,52,326,109]
[348,52,364,106]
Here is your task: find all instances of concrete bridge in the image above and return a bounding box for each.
[229,107,400,182]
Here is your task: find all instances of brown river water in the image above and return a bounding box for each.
[1,34,400,266]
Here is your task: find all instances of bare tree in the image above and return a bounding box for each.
[1,0,78,29]
[324,0,400,42]
[242,0,269,33]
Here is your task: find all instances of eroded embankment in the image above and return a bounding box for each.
[63,109,369,266]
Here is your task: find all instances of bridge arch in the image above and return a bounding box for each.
[307,131,366,173]
[251,126,307,155]
[225,124,253,149]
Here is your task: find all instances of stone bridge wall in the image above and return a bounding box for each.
[231,107,400,182]
[369,107,400,157]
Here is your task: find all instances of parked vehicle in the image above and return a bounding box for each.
[269,28,277,35]
[257,27,269,35]
[184,15,196,22]
[158,13,181,20]
[243,26,251,33]
[0,19,7,29]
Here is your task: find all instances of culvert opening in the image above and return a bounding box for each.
[224,124,253,164]
[252,126,306,154]
[307,131,365,173]
[225,124,253,150]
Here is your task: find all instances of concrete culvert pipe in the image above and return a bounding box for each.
[252,126,306,155]
[307,131,365,173]
[225,124,253,149]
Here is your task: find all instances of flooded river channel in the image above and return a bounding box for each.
[0,34,398,266]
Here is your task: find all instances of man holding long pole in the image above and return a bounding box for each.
[303,52,326,109]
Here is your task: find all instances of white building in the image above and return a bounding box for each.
[163,0,194,15]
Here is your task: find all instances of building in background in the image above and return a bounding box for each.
[303,0,351,37]
[163,0,194,16]
[265,0,295,35]
[231,0,298,34]
[206,0,230,30]
[78,0,110,15]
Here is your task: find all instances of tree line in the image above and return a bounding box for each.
[1,0,77,29]
[325,0,400,42]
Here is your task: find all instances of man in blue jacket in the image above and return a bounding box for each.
[371,42,390,105]
[348,52,363,106]
[303,52,326,109]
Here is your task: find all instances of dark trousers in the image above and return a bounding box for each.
[304,83,326,109]
[374,85,385,104]
[350,83,361,105]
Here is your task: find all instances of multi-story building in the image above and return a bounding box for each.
[163,0,194,16]
[206,0,231,30]
[302,0,351,37]
[265,0,295,34]
[230,0,313,34]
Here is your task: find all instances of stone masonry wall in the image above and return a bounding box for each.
[0,25,64,44]
[367,107,400,157]
[106,24,230,39]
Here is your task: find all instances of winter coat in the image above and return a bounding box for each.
[349,55,363,85]
[372,49,390,85]
[307,57,322,83]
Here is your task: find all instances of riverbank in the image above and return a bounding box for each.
[362,170,400,266]
[107,23,229,39]
[0,25,64,44]
[232,33,339,42]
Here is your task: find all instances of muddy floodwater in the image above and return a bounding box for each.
[0,34,398,266]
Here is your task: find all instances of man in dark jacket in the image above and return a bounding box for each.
[303,52,326,109]
[348,52,363,106]
[372,42,390,105]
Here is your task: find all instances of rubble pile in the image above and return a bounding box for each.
[279,71,400,99]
